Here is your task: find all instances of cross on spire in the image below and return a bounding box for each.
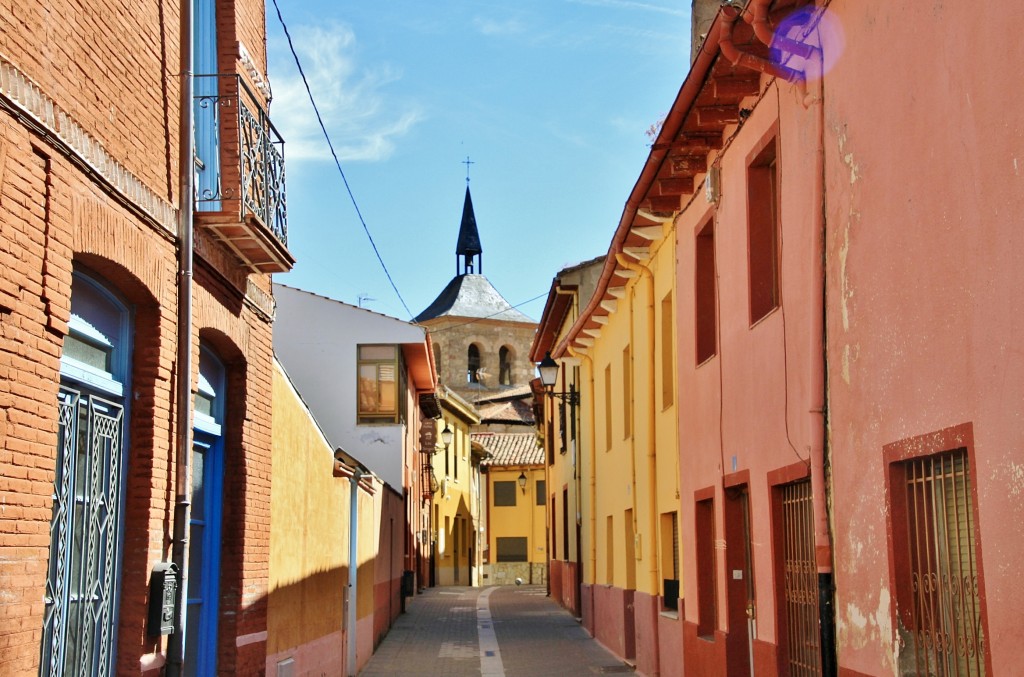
[462,156,474,184]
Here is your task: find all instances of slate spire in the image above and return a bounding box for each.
[456,185,482,275]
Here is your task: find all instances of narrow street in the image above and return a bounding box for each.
[360,586,633,677]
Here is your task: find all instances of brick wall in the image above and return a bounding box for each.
[0,0,278,673]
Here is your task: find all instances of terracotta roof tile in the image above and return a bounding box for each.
[472,432,543,467]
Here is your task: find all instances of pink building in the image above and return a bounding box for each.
[824,1,1020,675]
[606,0,1017,674]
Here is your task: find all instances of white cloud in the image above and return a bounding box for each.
[473,16,527,36]
[565,0,688,17]
[268,22,422,164]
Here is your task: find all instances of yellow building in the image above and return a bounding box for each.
[530,256,604,613]
[537,220,680,670]
[475,432,547,586]
[431,387,482,586]
[267,360,401,675]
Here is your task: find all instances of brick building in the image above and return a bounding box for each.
[0,0,291,674]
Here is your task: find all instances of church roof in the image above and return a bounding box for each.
[414,274,534,324]
[456,187,482,256]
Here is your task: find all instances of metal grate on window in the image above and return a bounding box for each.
[901,449,985,677]
[781,479,820,677]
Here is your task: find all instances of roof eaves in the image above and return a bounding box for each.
[556,10,727,359]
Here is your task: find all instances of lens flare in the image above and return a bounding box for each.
[771,7,845,81]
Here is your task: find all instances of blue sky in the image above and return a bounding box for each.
[266,1,692,322]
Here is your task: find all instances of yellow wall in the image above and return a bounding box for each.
[432,405,479,586]
[574,227,680,598]
[268,361,380,657]
[488,466,547,564]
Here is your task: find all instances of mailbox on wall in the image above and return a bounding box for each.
[147,562,179,636]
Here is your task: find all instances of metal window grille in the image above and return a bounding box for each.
[901,449,985,677]
[781,479,820,677]
[42,387,125,677]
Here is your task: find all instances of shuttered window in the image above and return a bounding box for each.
[893,448,986,676]
[358,345,403,423]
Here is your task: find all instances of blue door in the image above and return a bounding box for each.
[184,347,226,676]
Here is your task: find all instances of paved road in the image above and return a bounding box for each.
[360,585,634,676]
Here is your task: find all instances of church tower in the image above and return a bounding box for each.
[416,182,537,406]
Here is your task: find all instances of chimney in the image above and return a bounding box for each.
[691,0,721,63]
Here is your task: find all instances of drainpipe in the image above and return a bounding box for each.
[741,3,835,670]
[166,0,195,673]
[566,346,596,591]
[745,0,817,61]
[347,468,364,677]
[806,38,836,677]
[719,5,802,83]
[616,254,661,609]
[620,273,641,588]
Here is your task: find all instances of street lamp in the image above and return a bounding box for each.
[440,422,453,449]
[537,352,579,406]
[518,471,527,493]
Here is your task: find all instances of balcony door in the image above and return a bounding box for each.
[194,0,220,210]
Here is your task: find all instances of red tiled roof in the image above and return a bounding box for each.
[472,432,543,467]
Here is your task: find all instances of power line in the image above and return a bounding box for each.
[422,292,549,334]
[270,0,414,320]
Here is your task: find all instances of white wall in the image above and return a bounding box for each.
[273,284,426,490]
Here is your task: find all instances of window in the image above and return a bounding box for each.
[194,0,220,211]
[467,344,481,383]
[499,345,513,385]
[622,345,632,439]
[606,515,615,585]
[604,364,612,451]
[748,138,779,323]
[695,220,717,364]
[562,488,570,561]
[493,481,517,506]
[661,292,674,409]
[43,271,132,677]
[661,512,680,611]
[536,479,546,506]
[624,508,636,590]
[358,345,401,423]
[695,495,717,636]
[496,537,528,562]
[775,479,820,673]
[452,425,459,480]
[889,446,986,676]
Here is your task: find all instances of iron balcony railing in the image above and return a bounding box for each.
[194,74,288,249]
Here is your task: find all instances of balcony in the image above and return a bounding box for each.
[194,74,294,273]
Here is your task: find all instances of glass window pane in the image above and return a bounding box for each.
[63,334,112,372]
[360,345,395,361]
[195,393,214,418]
[378,365,396,412]
[188,523,205,589]
[192,446,206,517]
[359,365,379,413]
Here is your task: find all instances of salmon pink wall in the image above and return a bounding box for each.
[677,75,824,671]
[825,1,1024,673]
